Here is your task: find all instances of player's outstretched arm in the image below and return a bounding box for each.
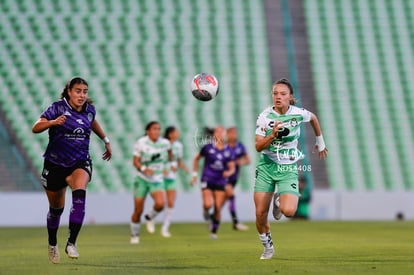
[310,113,328,159]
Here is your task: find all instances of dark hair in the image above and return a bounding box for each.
[273,78,296,105]
[203,127,214,136]
[145,121,160,131]
[60,77,93,104]
[164,126,176,139]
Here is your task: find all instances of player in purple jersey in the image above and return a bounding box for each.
[190,126,235,239]
[32,77,112,264]
[226,127,250,231]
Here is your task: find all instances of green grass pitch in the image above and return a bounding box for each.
[1,221,413,274]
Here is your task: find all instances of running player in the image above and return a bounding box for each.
[226,127,250,231]
[130,121,171,244]
[254,78,328,260]
[161,126,189,237]
[191,126,236,240]
[32,77,112,263]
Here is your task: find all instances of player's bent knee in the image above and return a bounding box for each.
[281,206,297,217]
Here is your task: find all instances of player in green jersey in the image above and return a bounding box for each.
[254,78,328,259]
[129,121,172,244]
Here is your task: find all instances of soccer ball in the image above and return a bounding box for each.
[190,73,219,101]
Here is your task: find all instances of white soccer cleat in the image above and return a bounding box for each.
[210,233,218,240]
[161,228,171,238]
[48,245,60,264]
[272,193,282,220]
[146,220,155,234]
[234,223,249,231]
[130,236,140,244]
[65,243,79,259]
[260,246,274,260]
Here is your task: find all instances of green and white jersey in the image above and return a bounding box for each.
[165,140,184,180]
[255,105,311,164]
[133,136,171,183]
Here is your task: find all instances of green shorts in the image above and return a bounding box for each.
[164,178,177,191]
[133,176,164,198]
[254,155,299,196]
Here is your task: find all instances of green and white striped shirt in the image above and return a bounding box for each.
[256,105,311,164]
[133,135,171,182]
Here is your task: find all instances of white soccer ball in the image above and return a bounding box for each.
[190,73,219,101]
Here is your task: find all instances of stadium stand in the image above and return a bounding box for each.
[2,0,413,193]
[305,0,414,191]
[0,0,270,192]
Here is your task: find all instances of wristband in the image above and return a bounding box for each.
[102,136,110,144]
[192,171,198,177]
[140,165,147,172]
[315,135,326,152]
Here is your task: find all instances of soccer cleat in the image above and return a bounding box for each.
[145,217,155,234]
[272,193,282,220]
[65,243,79,259]
[260,245,274,260]
[210,233,218,240]
[233,223,249,231]
[48,245,60,264]
[161,227,171,238]
[130,235,140,244]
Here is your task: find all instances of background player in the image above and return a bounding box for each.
[161,126,189,237]
[130,121,171,244]
[190,126,235,240]
[226,127,250,231]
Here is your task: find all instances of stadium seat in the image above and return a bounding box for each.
[0,0,272,192]
[305,0,414,191]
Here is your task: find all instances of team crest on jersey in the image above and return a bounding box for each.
[290,118,298,127]
[87,113,93,122]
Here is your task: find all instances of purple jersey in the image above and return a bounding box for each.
[40,98,96,167]
[200,143,235,185]
[228,142,247,182]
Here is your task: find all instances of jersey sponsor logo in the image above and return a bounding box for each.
[291,183,297,189]
[65,128,86,141]
[73,128,85,134]
[151,153,161,161]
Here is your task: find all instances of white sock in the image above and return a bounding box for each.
[147,209,160,220]
[163,207,174,229]
[259,232,273,248]
[130,222,141,236]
